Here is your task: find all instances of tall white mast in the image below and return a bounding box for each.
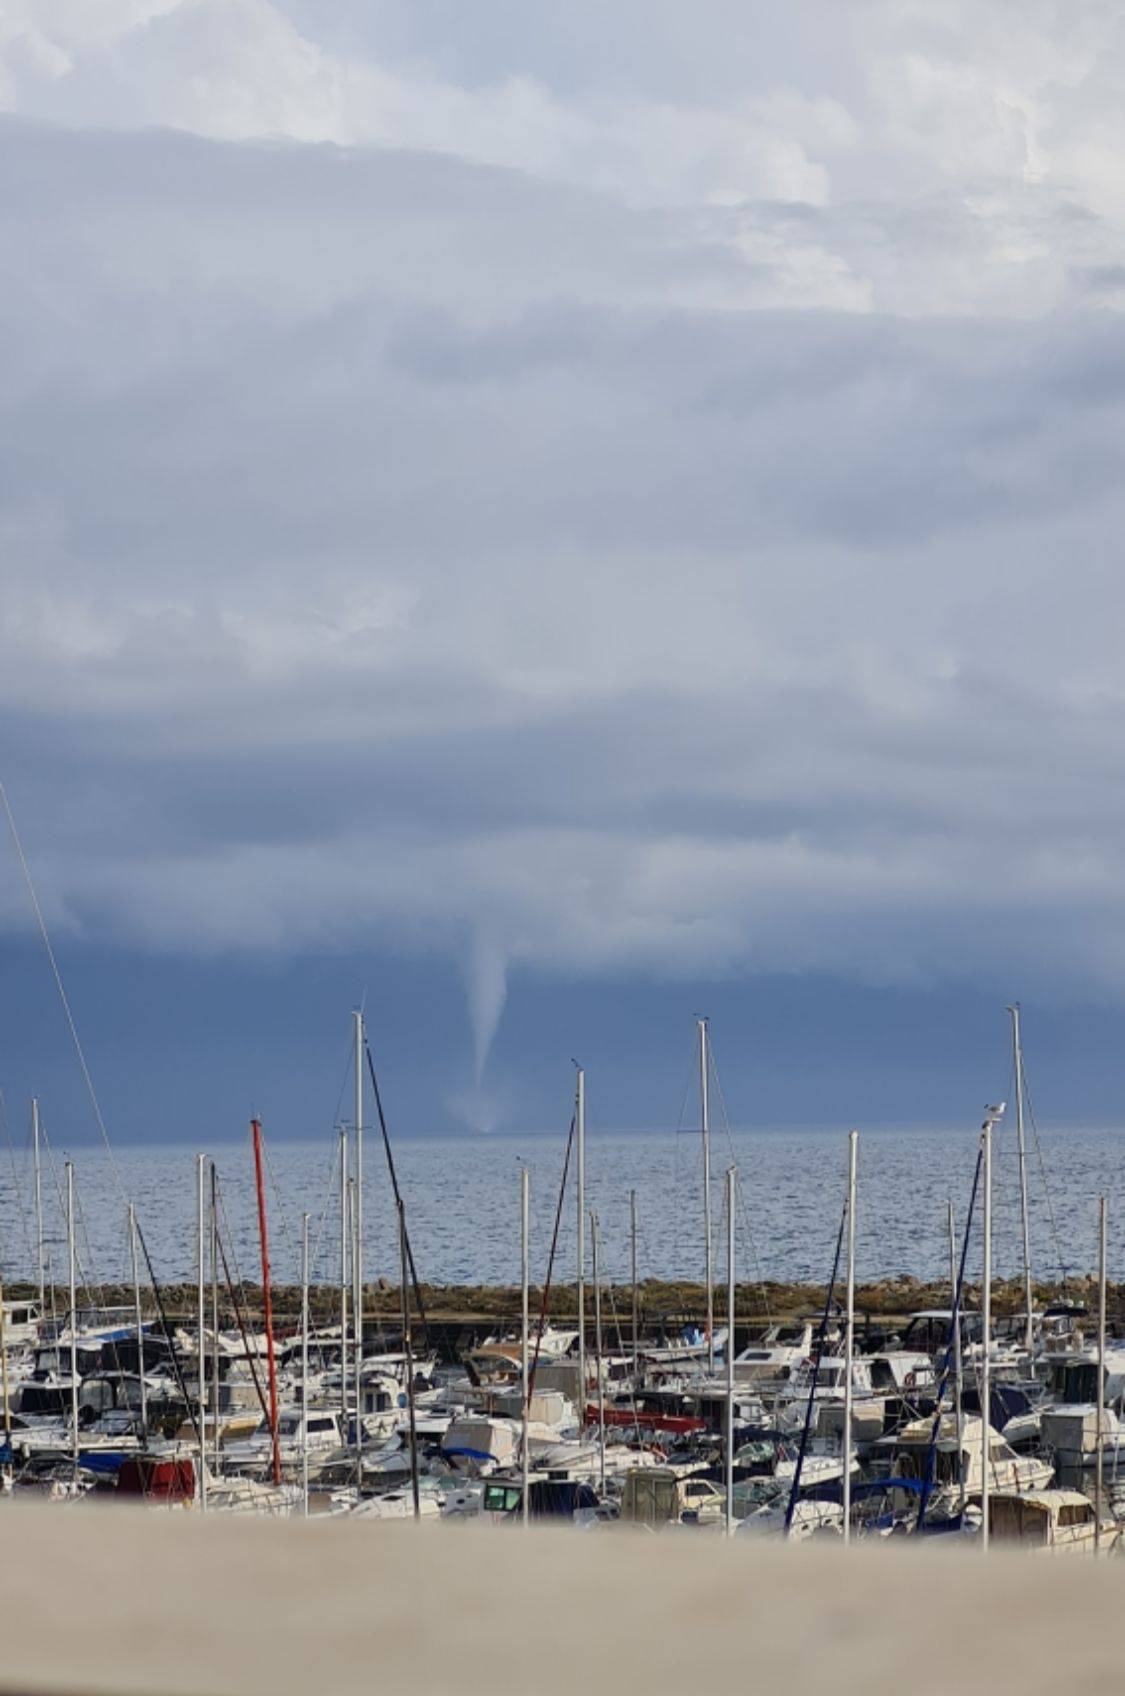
[843,1131,858,1548]
[301,1209,310,1518]
[949,1200,965,1520]
[66,1160,78,1470]
[339,1126,349,1433]
[1007,1005,1034,1359]
[699,1018,714,1374]
[397,1199,420,1520]
[980,1107,1000,1553]
[576,1066,586,1420]
[725,1165,736,1538]
[1096,1194,1107,1554]
[0,1266,10,1483]
[353,1010,364,1444]
[520,1166,530,1528]
[31,1098,44,1311]
[128,1203,147,1442]
[630,1189,639,1383]
[210,1165,221,1483]
[196,1153,207,1513]
[591,1210,606,1498]
[350,1176,361,1476]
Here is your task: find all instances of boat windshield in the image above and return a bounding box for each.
[482,1484,521,1514]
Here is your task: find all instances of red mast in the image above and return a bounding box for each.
[251,1117,282,1487]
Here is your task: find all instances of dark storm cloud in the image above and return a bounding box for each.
[4,4,1125,1053]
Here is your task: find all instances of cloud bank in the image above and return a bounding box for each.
[4,3,1125,1102]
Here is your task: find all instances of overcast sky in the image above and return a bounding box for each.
[3,3,1125,1140]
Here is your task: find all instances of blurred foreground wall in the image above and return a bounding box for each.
[0,1504,1112,1695]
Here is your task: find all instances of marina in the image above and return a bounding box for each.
[2,1009,1123,1554]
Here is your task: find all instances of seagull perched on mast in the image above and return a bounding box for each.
[982,1102,1006,1129]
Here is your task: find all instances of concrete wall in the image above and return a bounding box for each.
[0,1503,1112,1695]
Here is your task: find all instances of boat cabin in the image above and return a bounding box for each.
[1,1301,41,1346]
[619,1466,725,1528]
[988,1490,1118,1554]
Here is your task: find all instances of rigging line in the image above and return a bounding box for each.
[529,1115,575,1396]
[1019,1067,1069,1288]
[600,1263,644,1443]
[41,1137,122,1368]
[72,1175,113,1322]
[0,780,127,1205]
[326,1032,357,1148]
[733,1170,773,1326]
[363,1039,429,1346]
[39,1128,83,1312]
[257,1129,298,1281]
[307,1143,339,1283]
[214,1164,255,1336]
[212,1173,270,1426]
[671,1036,695,1277]
[133,1216,203,1450]
[916,1144,983,1531]
[706,1036,774,1326]
[784,1197,847,1535]
[0,1089,36,1280]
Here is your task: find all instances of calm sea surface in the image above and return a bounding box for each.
[1,1124,1120,1294]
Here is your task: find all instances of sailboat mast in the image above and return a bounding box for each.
[843,1132,857,1547]
[66,1160,78,1469]
[725,1165,735,1538]
[591,1209,606,1497]
[339,1127,349,1433]
[1007,1005,1034,1358]
[981,1112,993,1554]
[352,1011,364,1450]
[0,1261,11,1473]
[576,1066,586,1420]
[210,1164,221,1482]
[699,1018,715,1374]
[129,1202,147,1441]
[196,1153,208,1512]
[630,1189,639,1383]
[520,1168,530,1527]
[31,1098,44,1311]
[949,1199,964,1519]
[1096,1194,1107,1553]
[350,1177,361,1476]
[251,1118,281,1488]
[301,1210,310,1518]
[399,1198,420,1521]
